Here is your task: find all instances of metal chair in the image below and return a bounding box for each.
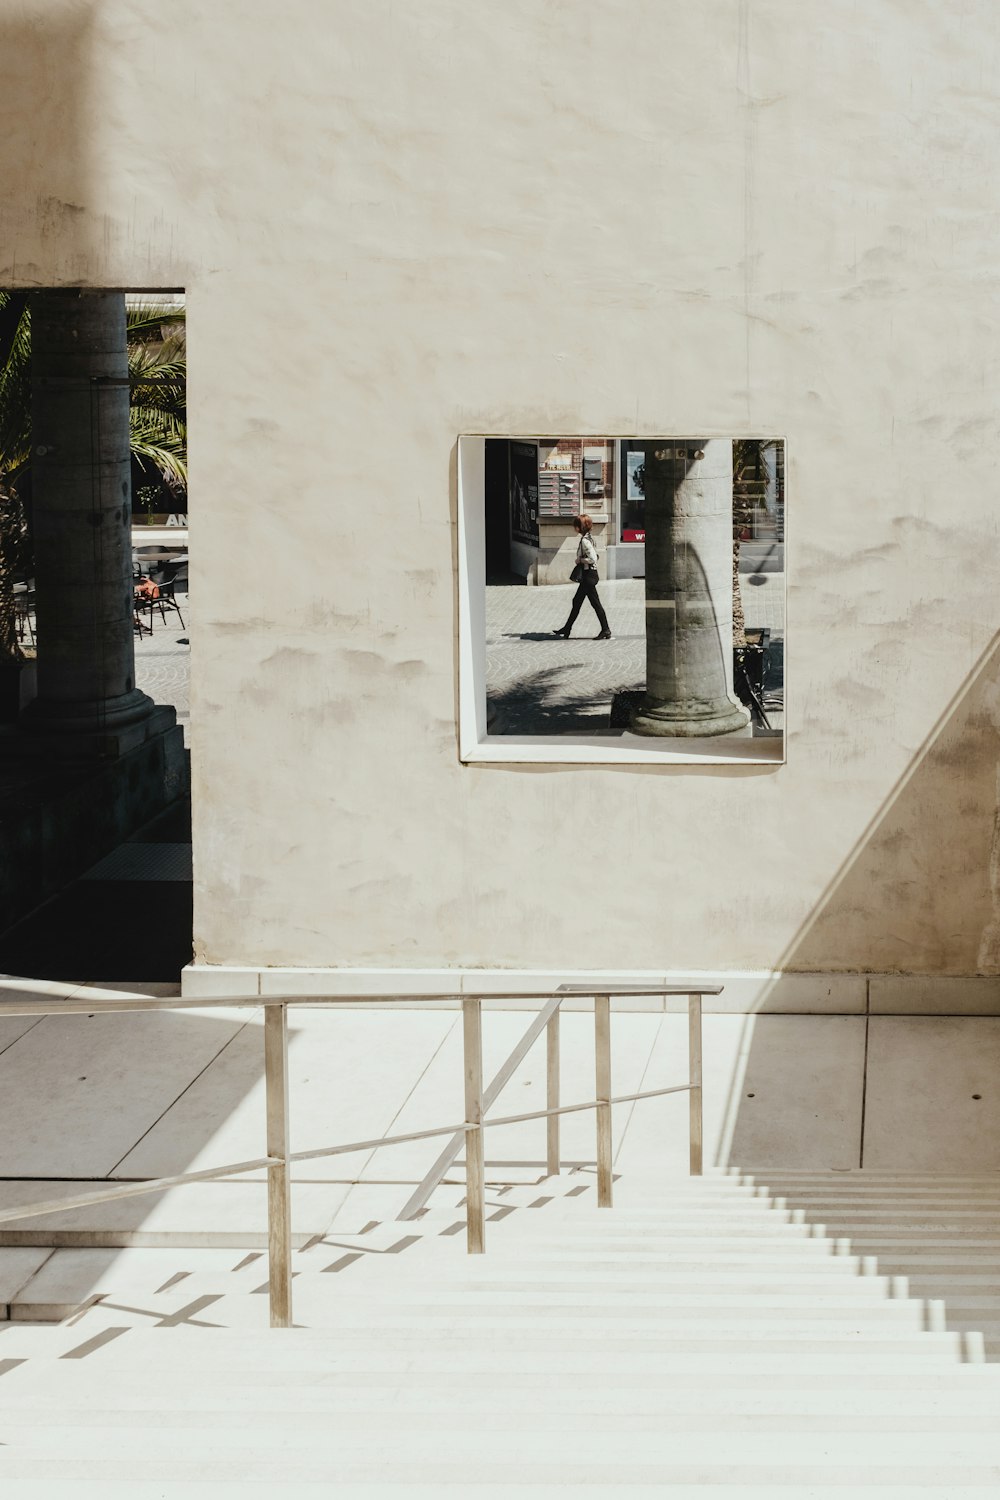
[14,583,35,646]
[147,575,186,630]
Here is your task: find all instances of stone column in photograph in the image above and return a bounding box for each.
[630,439,749,737]
[23,290,171,753]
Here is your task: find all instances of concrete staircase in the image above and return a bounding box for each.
[740,1170,1000,1357]
[0,1172,999,1493]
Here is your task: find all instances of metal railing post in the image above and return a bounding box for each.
[688,992,703,1176]
[264,1002,293,1327]
[463,997,486,1254]
[595,994,612,1207]
[546,1005,561,1176]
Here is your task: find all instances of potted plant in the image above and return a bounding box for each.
[136,482,161,526]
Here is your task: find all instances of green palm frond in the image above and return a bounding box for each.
[0,295,187,488]
[126,303,188,484]
[0,293,31,480]
[129,411,188,486]
[125,300,186,343]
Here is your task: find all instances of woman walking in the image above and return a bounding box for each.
[553,514,612,640]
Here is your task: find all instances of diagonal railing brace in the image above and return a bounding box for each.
[396,996,563,1221]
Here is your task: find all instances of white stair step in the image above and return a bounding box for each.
[54,1297,974,1341]
[287,1276,911,1300]
[22,1289,943,1334]
[732,1182,1000,1194]
[30,1283,928,1319]
[554,1203,1000,1227]
[911,1295,1000,1310]
[331,1258,863,1279]
[2,1403,1000,1433]
[758,1213,1000,1227]
[0,1484,994,1500]
[732,1173,1000,1182]
[189,1301,937,1335]
[855,1250,1000,1267]
[906,1278,1000,1294]
[830,1235,1000,1250]
[0,1453,998,1487]
[11,1256,916,1300]
[397,1241,843,1257]
[10,1354,998,1394]
[0,1361,998,1411]
[726,1200,1000,1213]
[485,1222,821,1238]
[69,1263,916,1295]
[7,1420,1000,1464]
[17,1263,912,1306]
[57,1337,975,1370]
[481,1223,828,1243]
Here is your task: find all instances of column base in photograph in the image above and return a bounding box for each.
[625,692,751,738]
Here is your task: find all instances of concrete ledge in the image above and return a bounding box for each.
[869,976,1000,1016]
[178,966,261,1001]
[181,967,864,1013]
[180,967,1000,1015]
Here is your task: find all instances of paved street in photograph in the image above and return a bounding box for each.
[133,592,190,740]
[486,575,784,736]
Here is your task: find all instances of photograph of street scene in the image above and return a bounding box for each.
[484,437,784,753]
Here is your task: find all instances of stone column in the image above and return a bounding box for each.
[630,439,749,737]
[23,290,168,753]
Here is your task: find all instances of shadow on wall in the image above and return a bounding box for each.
[775,632,1000,978]
[0,5,99,285]
[712,632,1000,1360]
[718,627,1000,1179]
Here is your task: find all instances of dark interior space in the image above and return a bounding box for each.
[0,795,192,982]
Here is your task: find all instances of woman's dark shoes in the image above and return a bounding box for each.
[553,626,571,638]
[595,629,612,640]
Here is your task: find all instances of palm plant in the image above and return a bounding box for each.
[126,301,188,490]
[0,292,31,484]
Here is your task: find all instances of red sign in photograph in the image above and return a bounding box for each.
[623,529,646,543]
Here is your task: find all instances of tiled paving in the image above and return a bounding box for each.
[132,590,189,737]
[486,577,784,734]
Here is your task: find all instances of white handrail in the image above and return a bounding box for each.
[0,985,722,1017]
[0,985,714,1327]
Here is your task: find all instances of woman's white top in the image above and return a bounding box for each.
[576,533,599,572]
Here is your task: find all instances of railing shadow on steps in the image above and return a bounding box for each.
[0,983,717,1328]
[731,1170,1000,1364]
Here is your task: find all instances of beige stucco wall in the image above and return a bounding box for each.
[3,0,1000,976]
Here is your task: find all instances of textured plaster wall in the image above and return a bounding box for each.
[3,0,1000,975]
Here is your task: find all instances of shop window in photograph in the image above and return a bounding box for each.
[458,435,785,766]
